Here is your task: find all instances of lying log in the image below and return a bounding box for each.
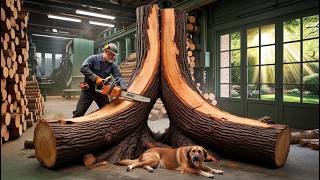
[160,8,290,167]
[34,4,161,168]
[291,129,319,144]
[299,139,319,146]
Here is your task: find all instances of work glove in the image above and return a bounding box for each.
[95,77,104,85]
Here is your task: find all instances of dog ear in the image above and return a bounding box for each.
[202,148,208,160]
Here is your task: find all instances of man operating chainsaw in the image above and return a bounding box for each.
[72,43,127,118]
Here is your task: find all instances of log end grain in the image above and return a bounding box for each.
[34,122,57,168]
[274,126,291,167]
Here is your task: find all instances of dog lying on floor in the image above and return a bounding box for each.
[117,145,223,178]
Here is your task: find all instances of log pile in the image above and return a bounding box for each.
[25,75,44,126]
[148,98,167,121]
[291,129,319,150]
[1,0,30,143]
[119,53,136,85]
[186,15,217,106]
[186,15,198,82]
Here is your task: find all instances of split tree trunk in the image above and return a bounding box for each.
[34,4,161,168]
[34,5,291,169]
[160,8,290,167]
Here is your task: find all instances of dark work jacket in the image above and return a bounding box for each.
[80,54,127,91]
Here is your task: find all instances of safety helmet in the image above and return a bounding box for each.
[103,43,118,55]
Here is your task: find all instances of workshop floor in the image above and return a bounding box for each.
[1,96,319,180]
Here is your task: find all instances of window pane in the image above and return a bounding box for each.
[261,84,275,101]
[247,27,259,47]
[261,65,275,83]
[283,85,301,103]
[247,48,259,65]
[283,18,300,42]
[220,51,230,67]
[247,84,259,99]
[231,67,241,84]
[283,42,300,63]
[220,68,230,83]
[231,50,241,66]
[248,66,259,83]
[231,32,240,49]
[303,85,319,104]
[220,84,230,97]
[303,39,319,61]
[231,85,241,98]
[261,24,275,45]
[303,62,319,84]
[283,63,301,84]
[221,34,229,51]
[261,45,275,64]
[303,15,319,39]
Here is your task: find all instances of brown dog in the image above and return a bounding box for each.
[117,145,223,178]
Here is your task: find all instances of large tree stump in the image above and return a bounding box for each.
[34,5,290,169]
[160,8,290,167]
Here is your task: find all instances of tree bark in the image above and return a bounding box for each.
[160,8,290,167]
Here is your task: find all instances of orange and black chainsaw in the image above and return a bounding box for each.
[95,77,150,103]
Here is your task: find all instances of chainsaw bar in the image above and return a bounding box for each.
[120,91,150,102]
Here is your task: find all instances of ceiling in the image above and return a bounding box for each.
[24,0,185,40]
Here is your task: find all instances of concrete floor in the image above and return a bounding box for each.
[1,96,319,180]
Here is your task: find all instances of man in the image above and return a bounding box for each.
[73,43,127,118]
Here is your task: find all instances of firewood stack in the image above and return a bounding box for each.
[119,52,136,85]
[291,129,319,150]
[186,15,217,106]
[1,0,31,144]
[186,15,197,82]
[148,98,167,121]
[25,75,44,126]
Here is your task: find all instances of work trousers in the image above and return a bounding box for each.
[73,89,110,117]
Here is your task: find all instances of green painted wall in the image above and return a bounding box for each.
[72,38,94,76]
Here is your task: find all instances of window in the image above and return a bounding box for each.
[283,15,319,104]
[219,32,241,98]
[247,24,276,101]
[55,54,62,68]
[44,53,52,76]
[35,52,43,77]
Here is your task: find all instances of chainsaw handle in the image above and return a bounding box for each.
[95,84,122,97]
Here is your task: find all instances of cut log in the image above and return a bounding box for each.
[160,8,290,167]
[291,129,319,144]
[1,112,11,126]
[34,4,161,168]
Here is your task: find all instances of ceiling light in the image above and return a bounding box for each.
[32,34,72,40]
[89,21,114,27]
[52,29,58,33]
[76,10,115,20]
[48,14,81,22]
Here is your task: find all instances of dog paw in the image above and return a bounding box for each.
[126,167,132,171]
[216,170,223,175]
[148,169,154,172]
[207,174,215,178]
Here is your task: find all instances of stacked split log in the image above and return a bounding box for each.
[1,0,30,143]
[148,98,167,121]
[186,15,217,106]
[25,75,44,125]
[291,129,319,150]
[186,15,198,82]
[119,52,136,85]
